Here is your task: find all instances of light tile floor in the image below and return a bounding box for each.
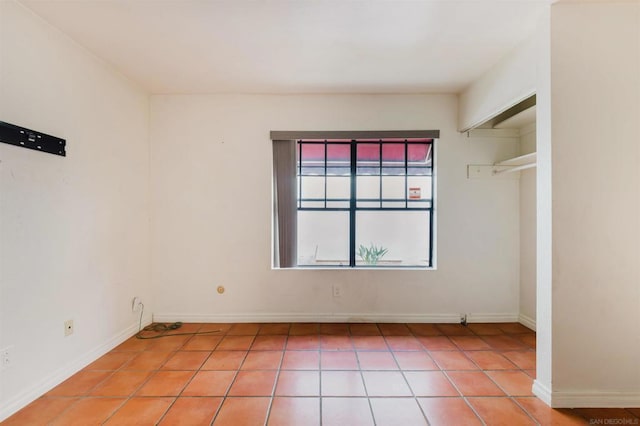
[2,322,639,425]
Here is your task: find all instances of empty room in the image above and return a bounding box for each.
[1,0,639,425]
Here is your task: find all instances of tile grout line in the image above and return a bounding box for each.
[462,324,536,425]
[385,339,434,425]
[209,332,255,425]
[446,325,493,426]
[360,325,378,426]
[261,332,287,426]
[206,325,236,426]
[206,324,250,425]
[469,336,540,424]
[64,341,168,425]
[318,341,323,426]
[47,363,121,425]
[163,324,225,426]
[140,323,210,425]
[99,330,193,425]
[510,396,542,425]
[439,367,489,426]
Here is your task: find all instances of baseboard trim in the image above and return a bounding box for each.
[0,314,152,422]
[533,380,552,406]
[152,312,519,324]
[550,391,640,408]
[518,313,537,331]
[533,381,640,408]
[468,313,519,323]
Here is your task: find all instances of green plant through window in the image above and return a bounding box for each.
[357,244,388,265]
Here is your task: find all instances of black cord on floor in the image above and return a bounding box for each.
[134,302,221,339]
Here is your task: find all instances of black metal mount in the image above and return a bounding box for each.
[0,121,66,157]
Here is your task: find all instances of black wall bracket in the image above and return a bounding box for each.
[0,121,66,157]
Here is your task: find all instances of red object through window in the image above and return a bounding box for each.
[299,139,432,164]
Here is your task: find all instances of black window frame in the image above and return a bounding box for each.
[297,138,435,268]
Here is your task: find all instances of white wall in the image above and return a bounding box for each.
[519,128,536,326]
[458,37,536,132]
[150,94,520,322]
[548,1,640,406]
[0,2,151,420]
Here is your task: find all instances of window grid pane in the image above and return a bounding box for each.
[296,139,434,267]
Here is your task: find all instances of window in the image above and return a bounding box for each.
[272,131,437,268]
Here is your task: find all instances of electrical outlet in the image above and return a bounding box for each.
[332,284,341,298]
[132,297,142,312]
[64,319,74,336]
[1,346,12,370]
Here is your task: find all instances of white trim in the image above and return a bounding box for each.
[518,313,537,331]
[550,391,640,409]
[465,128,520,138]
[495,152,536,168]
[152,312,519,324]
[459,89,536,133]
[270,130,440,140]
[0,314,152,422]
[154,313,459,323]
[533,380,553,406]
[533,380,640,408]
[467,313,519,323]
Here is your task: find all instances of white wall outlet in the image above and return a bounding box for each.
[132,297,142,312]
[1,346,13,370]
[64,319,74,336]
[332,284,341,298]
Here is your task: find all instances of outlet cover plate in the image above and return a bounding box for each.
[332,285,341,297]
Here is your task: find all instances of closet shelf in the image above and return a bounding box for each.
[495,152,536,167]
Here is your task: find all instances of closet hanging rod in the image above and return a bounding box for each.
[493,162,536,175]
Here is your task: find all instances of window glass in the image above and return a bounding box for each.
[300,176,324,201]
[326,176,350,200]
[381,176,405,200]
[357,176,380,200]
[356,211,430,267]
[297,211,350,266]
[382,143,405,167]
[296,139,434,267]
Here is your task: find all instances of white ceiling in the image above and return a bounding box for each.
[21,0,550,94]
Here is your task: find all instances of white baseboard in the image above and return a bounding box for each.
[152,312,519,324]
[533,380,552,406]
[533,380,640,408]
[468,313,519,323]
[550,391,640,408]
[518,313,537,331]
[0,314,152,422]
